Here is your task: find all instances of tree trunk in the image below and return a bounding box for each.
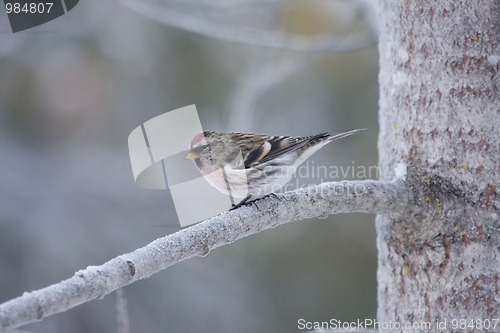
[376,0,500,331]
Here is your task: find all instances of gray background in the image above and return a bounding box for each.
[0,0,379,332]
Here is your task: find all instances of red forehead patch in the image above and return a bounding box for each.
[190,132,206,146]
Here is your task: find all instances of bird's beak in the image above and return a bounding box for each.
[185,150,199,160]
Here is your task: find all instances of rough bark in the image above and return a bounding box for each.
[377,0,500,331]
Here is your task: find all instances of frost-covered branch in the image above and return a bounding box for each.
[0,180,409,331]
[121,0,376,52]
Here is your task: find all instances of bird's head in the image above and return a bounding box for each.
[186,131,242,172]
[185,132,209,161]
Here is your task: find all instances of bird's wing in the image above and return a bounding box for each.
[242,133,329,168]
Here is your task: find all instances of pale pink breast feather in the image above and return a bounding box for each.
[201,167,250,198]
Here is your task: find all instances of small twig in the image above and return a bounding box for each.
[0,180,409,331]
[115,289,129,333]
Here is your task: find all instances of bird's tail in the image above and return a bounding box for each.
[328,128,367,142]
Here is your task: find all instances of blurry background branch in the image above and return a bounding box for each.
[121,0,377,52]
[0,180,407,331]
[227,55,312,131]
[115,288,129,333]
[125,0,378,133]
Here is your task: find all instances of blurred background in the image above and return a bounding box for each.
[0,0,379,332]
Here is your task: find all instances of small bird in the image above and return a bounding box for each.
[185,129,366,209]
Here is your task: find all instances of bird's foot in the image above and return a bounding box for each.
[229,193,280,211]
[229,195,252,211]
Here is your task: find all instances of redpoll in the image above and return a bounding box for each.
[185,129,365,209]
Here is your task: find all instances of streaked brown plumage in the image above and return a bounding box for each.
[185,129,366,208]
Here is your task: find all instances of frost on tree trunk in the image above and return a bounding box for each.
[376,0,500,330]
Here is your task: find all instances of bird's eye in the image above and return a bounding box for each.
[200,144,210,151]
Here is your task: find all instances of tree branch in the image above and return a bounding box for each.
[0,180,409,331]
